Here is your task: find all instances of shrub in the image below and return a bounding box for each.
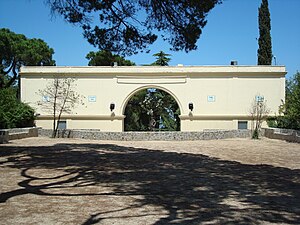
[266,117,277,128]
[0,88,35,129]
[267,116,300,130]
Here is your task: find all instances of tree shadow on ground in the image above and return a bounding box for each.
[0,142,300,224]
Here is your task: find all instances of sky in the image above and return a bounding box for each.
[0,0,299,79]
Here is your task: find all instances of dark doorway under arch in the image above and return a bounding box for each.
[124,88,181,131]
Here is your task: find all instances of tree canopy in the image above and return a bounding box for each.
[86,50,135,66]
[0,28,55,89]
[257,0,272,65]
[46,0,221,55]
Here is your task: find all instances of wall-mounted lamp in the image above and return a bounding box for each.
[189,103,194,111]
[110,103,115,111]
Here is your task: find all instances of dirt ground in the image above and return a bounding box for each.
[0,137,300,225]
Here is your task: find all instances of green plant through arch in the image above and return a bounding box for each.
[124,88,180,131]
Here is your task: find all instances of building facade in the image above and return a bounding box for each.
[20,66,286,132]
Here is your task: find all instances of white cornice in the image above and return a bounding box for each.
[20,65,287,77]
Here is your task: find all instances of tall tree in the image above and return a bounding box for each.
[257,0,272,65]
[46,0,221,55]
[86,50,135,66]
[0,29,55,89]
[152,51,171,66]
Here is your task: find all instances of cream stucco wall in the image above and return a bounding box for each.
[20,66,286,132]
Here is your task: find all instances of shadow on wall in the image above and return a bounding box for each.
[0,143,299,224]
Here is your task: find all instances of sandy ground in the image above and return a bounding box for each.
[0,137,299,225]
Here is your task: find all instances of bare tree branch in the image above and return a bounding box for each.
[37,76,84,138]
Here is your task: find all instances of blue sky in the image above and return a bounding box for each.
[0,0,299,78]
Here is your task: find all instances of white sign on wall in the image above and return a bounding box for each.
[207,95,216,102]
[256,95,264,102]
[88,95,97,102]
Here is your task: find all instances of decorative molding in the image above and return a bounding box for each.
[117,76,187,84]
[37,114,272,121]
[37,115,125,120]
[179,115,254,120]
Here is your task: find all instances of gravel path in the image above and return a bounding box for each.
[0,137,299,224]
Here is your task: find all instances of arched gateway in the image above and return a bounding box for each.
[20,66,286,132]
[123,86,181,131]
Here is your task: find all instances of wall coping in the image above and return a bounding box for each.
[20,65,286,77]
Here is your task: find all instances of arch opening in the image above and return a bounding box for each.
[124,88,181,131]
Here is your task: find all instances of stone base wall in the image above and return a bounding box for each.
[263,128,300,143]
[39,129,251,141]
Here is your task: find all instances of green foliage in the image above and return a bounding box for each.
[285,72,300,123]
[267,116,299,130]
[0,88,35,129]
[86,50,135,66]
[124,89,180,131]
[0,28,55,88]
[47,0,221,55]
[268,72,300,130]
[124,90,149,131]
[266,116,277,128]
[257,0,272,65]
[152,51,171,66]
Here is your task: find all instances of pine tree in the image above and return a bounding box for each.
[257,0,272,65]
[152,51,171,66]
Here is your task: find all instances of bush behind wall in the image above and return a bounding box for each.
[0,88,35,129]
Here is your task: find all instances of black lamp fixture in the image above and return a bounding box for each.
[110,103,115,111]
[189,103,194,111]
